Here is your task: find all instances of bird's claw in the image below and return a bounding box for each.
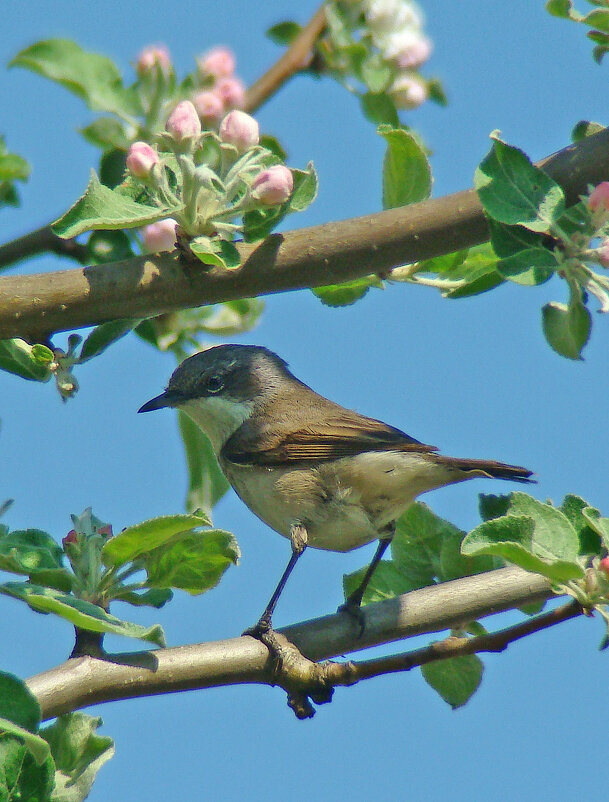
[337,599,366,637]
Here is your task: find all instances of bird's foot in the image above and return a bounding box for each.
[242,615,272,640]
[337,598,366,638]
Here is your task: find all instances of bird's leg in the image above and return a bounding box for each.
[338,525,394,632]
[245,522,308,638]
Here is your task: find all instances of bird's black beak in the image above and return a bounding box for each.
[138,392,174,413]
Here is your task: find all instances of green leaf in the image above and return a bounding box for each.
[378,125,432,210]
[479,493,511,521]
[259,134,287,161]
[102,511,211,567]
[143,528,240,594]
[79,319,141,363]
[360,92,400,127]
[289,162,318,212]
[113,587,173,608]
[0,737,54,797]
[0,140,30,183]
[582,507,609,551]
[10,39,139,117]
[343,560,420,606]
[496,247,557,285]
[507,493,581,561]
[41,713,114,802]
[462,516,583,582]
[391,503,457,588]
[312,276,378,307]
[584,9,609,32]
[0,582,166,646]
[542,291,591,360]
[0,671,41,734]
[421,654,483,709]
[242,206,284,242]
[0,719,51,766]
[487,219,547,257]
[189,238,241,270]
[474,134,565,231]
[266,21,302,46]
[80,117,129,150]
[0,528,64,576]
[52,171,175,239]
[559,495,603,556]
[99,148,128,189]
[0,339,53,382]
[419,244,504,299]
[545,0,581,20]
[361,53,393,94]
[178,411,230,513]
[571,120,605,142]
[439,531,497,582]
[426,77,448,106]
[87,229,134,265]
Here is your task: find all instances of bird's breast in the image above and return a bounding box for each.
[221,450,447,552]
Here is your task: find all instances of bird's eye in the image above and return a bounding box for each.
[206,375,224,394]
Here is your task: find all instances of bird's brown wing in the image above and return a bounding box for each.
[222,412,438,466]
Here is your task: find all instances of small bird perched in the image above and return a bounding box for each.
[139,344,533,634]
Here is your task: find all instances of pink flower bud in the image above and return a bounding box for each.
[166,101,202,141]
[193,91,225,125]
[251,165,294,206]
[392,35,433,69]
[598,237,609,268]
[588,182,609,212]
[62,530,78,547]
[214,77,246,110]
[126,142,160,178]
[137,45,172,76]
[600,557,609,577]
[219,110,259,152]
[198,46,236,79]
[389,74,428,109]
[141,219,178,253]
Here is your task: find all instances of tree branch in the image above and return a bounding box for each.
[243,5,327,114]
[0,224,89,274]
[26,566,553,720]
[2,127,609,341]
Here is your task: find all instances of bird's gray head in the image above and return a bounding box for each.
[138,344,293,414]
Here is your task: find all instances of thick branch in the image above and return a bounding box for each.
[2,127,609,341]
[244,5,327,113]
[26,566,552,720]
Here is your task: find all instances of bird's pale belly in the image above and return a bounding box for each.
[221,451,454,552]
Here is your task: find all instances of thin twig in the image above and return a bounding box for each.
[244,5,327,113]
[0,224,89,273]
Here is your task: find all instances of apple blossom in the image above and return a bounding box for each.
[364,0,424,38]
[214,76,246,109]
[588,182,609,212]
[198,46,236,79]
[193,91,225,125]
[219,110,259,152]
[251,165,294,205]
[597,237,609,268]
[136,45,172,76]
[126,141,160,178]
[141,219,178,253]
[389,73,428,109]
[165,100,202,141]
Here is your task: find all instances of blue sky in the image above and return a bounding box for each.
[2,2,608,800]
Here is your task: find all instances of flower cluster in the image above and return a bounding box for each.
[363,0,431,108]
[129,105,299,261]
[192,46,247,127]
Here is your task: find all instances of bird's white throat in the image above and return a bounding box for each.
[179,396,254,455]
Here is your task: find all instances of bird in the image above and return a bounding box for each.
[138,344,533,635]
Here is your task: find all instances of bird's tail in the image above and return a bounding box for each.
[431,455,534,483]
